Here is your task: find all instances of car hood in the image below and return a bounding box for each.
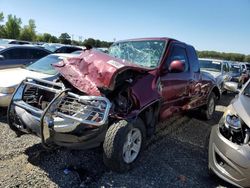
[233,94,250,127]
[201,70,221,78]
[0,68,51,87]
[54,50,151,96]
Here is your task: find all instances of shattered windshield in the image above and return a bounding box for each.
[108,40,166,68]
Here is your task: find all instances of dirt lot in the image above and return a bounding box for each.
[0,93,236,188]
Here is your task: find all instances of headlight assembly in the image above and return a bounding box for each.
[0,87,16,94]
[222,106,241,131]
[225,113,241,131]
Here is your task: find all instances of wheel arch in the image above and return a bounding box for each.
[137,99,161,137]
[211,85,220,100]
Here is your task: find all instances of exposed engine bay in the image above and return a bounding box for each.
[219,117,250,145]
[8,69,143,145]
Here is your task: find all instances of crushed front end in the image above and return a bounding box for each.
[209,104,250,187]
[8,77,111,149]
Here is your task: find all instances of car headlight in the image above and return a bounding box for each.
[0,87,16,94]
[221,105,241,131]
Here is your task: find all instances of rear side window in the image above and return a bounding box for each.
[166,44,189,72]
[55,47,81,53]
[54,47,65,53]
[65,47,81,53]
[187,46,199,73]
[1,48,29,59]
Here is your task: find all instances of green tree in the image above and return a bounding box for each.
[197,50,247,62]
[4,14,22,39]
[0,12,3,22]
[42,33,52,42]
[49,35,59,43]
[0,12,5,37]
[245,55,250,63]
[59,33,71,44]
[36,34,44,42]
[19,19,36,41]
[83,38,97,47]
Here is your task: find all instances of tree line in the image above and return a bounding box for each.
[197,50,250,63]
[0,12,112,48]
[0,12,249,62]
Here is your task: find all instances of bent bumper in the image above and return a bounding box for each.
[209,125,250,188]
[8,77,111,149]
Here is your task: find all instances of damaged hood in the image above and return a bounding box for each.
[54,50,150,96]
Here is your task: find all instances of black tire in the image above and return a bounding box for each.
[201,92,216,120]
[103,118,146,172]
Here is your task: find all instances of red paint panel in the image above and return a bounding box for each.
[54,50,149,95]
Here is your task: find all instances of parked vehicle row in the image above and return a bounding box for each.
[6,37,220,172]
[0,53,78,107]
[199,58,231,94]
[1,37,250,187]
[199,58,250,93]
[0,45,51,69]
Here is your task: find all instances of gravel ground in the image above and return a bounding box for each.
[0,93,236,188]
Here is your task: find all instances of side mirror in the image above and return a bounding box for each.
[224,81,240,93]
[0,55,4,60]
[169,60,185,73]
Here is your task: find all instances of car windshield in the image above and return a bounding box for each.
[0,39,11,45]
[25,55,65,75]
[200,60,221,72]
[231,65,241,73]
[108,40,166,68]
[42,44,63,52]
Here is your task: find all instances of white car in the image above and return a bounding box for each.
[0,53,78,107]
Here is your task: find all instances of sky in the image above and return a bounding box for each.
[0,0,250,54]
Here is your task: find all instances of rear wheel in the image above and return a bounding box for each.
[103,118,146,172]
[201,92,216,120]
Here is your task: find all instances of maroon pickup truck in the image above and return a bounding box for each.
[8,38,220,172]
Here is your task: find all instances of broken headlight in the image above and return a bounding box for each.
[219,105,250,144]
[0,86,16,94]
[219,105,241,131]
[225,111,241,131]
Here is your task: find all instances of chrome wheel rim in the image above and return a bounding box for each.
[122,128,142,164]
[208,97,215,116]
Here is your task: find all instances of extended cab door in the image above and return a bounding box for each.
[159,43,193,120]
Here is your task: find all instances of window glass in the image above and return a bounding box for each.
[200,60,221,72]
[187,46,199,73]
[109,40,166,68]
[27,49,49,59]
[2,48,28,59]
[167,45,189,72]
[25,54,63,75]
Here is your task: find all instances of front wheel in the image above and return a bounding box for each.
[201,92,216,120]
[103,118,146,172]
